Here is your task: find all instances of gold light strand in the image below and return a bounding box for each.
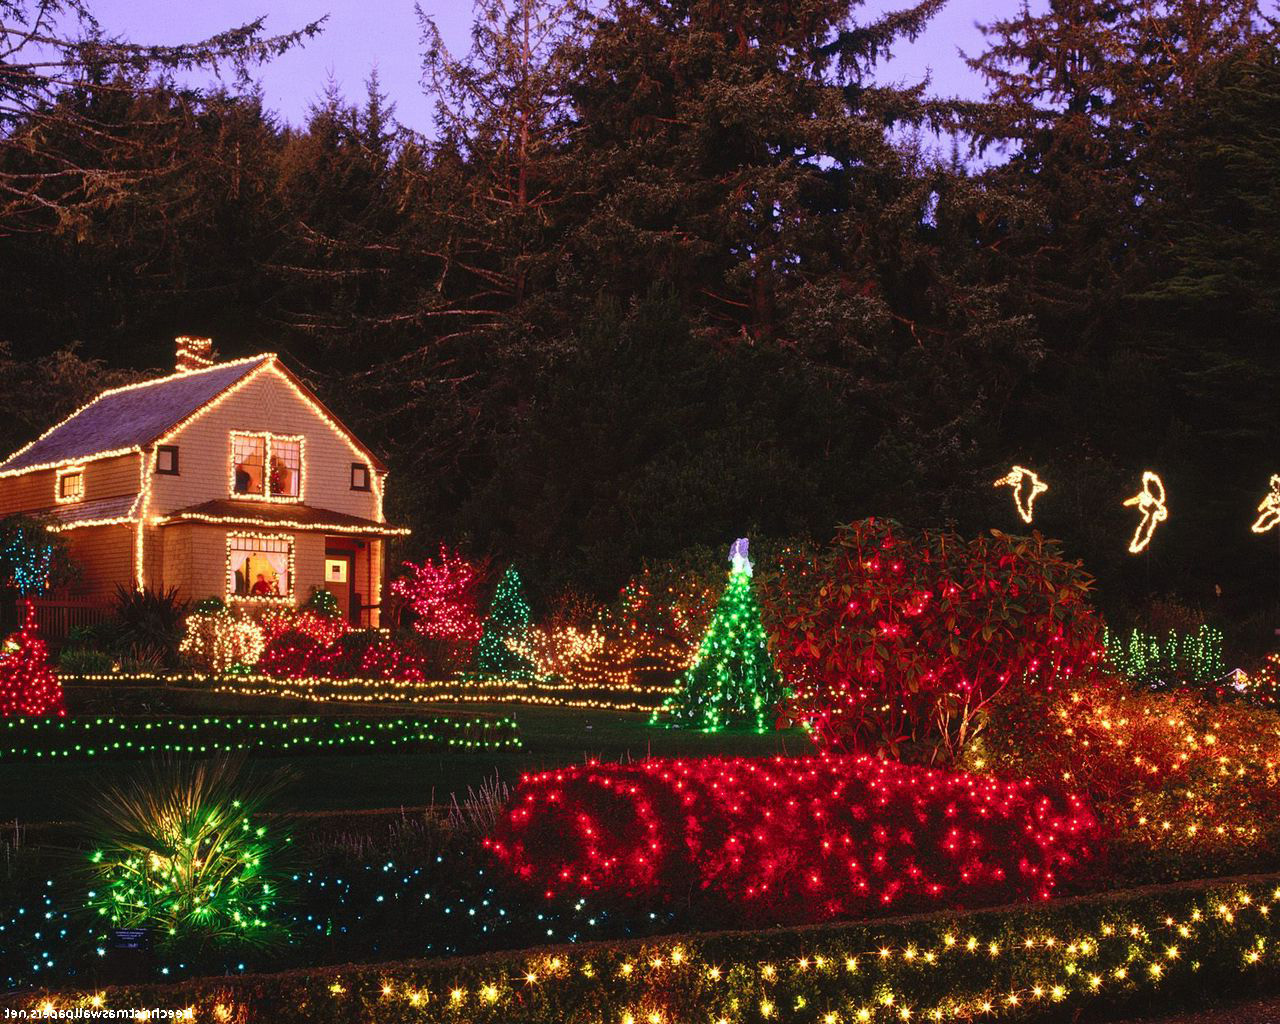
[1251,475,1280,535]
[1123,471,1169,554]
[993,465,1048,525]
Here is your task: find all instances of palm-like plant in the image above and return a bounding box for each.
[85,758,290,953]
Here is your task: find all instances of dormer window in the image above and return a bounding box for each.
[55,466,84,503]
[230,432,303,501]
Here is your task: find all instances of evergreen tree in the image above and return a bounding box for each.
[476,565,533,676]
[652,539,783,731]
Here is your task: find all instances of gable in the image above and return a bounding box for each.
[147,362,385,520]
[0,356,270,475]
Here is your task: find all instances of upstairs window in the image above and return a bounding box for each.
[350,462,370,491]
[155,445,179,475]
[231,432,302,501]
[56,467,84,503]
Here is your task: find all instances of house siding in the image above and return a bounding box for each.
[0,453,139,517]
[60,525,134,601]
[148,363,382,522]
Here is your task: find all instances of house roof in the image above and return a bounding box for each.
[156,499,410,536]
[40,494,140,530]
[0,355,271,474]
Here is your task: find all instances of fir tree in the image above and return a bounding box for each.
[653,539,783,732]
[476,565,533,677]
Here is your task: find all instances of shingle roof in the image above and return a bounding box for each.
[40,494,139,528]
[0,356,271,474]
[157,499,409,536]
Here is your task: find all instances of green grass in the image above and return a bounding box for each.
[0,706,812,821]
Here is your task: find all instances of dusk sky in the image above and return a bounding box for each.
[87,0,1002,133]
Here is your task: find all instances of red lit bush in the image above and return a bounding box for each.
[766,518,1104,762]
[485,754,1101,926]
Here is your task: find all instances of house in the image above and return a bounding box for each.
[0,338,408,626]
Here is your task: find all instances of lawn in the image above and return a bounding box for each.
[0,705,810,821]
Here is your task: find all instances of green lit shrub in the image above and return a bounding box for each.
[84,758,291,955]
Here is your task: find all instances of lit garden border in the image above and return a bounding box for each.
[0,713,520,762]
[66,672,678,714]
[10,872,1280,1023]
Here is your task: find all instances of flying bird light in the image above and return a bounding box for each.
[1251,475,1280,534]
[993,465,1048,525]
[1123,471,1168,554]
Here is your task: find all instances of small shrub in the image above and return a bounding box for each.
[84,758,291,956]
[58,647,115,674]
[110,586,188,669]
[178,607,265,673]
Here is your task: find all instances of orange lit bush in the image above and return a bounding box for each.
[973,685,1280,876]
[768,519,1105,762]
[486,754,1101,926]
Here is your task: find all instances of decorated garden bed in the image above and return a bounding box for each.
[0,712,520,762]
[8,871,1280,1024]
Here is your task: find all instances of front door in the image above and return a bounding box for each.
[323,550,357,623]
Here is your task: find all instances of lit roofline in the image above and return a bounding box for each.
[0,353,271,478]
[154,509,411,536]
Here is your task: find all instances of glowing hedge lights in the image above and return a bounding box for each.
[20,876,1280,1023]
[0,713,520,762]
[993,465,1048,524]
[0,601,65,717]
[179,607,266,673]
[1102,624,1226,689]
[1123,471,1168,554]
[651,538,784,732]
[1252,475,1280,534]
[486,754,1099,924]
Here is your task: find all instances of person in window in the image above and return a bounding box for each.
[235,463,253,494]
[269,454,293,496]
[250,572,278,597]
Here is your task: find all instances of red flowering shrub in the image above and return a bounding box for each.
[391,546,488,669]
[485,754,1101,926]
[766,519,1104,762]
[257,627,429,680]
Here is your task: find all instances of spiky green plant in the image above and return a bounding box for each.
[84,758,290,953]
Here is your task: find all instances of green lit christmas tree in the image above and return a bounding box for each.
[476,565,533,677]
[652,538,784,731]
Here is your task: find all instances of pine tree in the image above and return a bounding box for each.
[0,601,65,717]
[476,565,533,677]
[652,540,783,732]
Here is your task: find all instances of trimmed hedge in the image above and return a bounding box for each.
[0,713,521,761]
[488,755,1101,925]
[9,872,1280,1023]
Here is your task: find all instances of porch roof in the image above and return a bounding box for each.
[156,499,410,537]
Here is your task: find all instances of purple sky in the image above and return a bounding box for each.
[86,0,1001,132]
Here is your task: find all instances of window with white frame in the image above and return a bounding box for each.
[55,467,84,503]
[230,432,302,500]
[227,533,293,600]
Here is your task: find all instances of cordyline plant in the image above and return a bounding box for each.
[766,518,1104,764]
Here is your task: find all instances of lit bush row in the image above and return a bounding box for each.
[487,755,1100,926]
[15,874,1280,1024]
[0,713,521,761]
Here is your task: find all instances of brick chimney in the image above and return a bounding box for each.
[175,336,216,373]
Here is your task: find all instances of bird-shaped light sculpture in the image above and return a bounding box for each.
[1252,475,1280,534]
[1123,471,1168,554]
[993,465,1048,525]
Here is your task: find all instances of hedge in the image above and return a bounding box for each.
[0,713,520,761]
[9,871,1280,1023]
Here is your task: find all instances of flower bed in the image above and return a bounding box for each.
[11,872,1280,1024]
[0,713,520,761]
[486,755,1101,925]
